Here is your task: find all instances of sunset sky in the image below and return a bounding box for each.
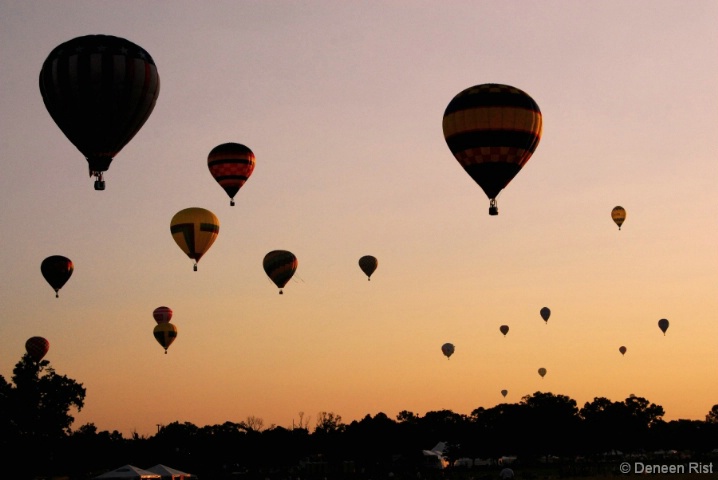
[1,1,717,438]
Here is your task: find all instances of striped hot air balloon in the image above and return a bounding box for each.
[170,208,220,271]
[263,250,298,294]
[442,83,542,215]
[39,35,160,190]
[153,306,173,324]
[612,206,626,230]
[207,143,256,206]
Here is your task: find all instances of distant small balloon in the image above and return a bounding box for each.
[540,307,551,324]
[441,343,455,359]
[501,389,508,398]
[619,346,627,356]
[538,367,547,378]
[611,206,626,230]
[153,306,173,324]
[25,336,50,362]
[41,255,74,298]
[358,255,378,281]
[658,318,669,335]
[500,325,509,336]
[153,323,177,354]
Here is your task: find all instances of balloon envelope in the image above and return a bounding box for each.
[41,255,73,297]
[153,323,177,354]
[441,342,455,359]
[658,318,669,335]
[263,250,298,294]
[540,307,551,323]
[39,35,160,189]
[538,367,547,378]
[501,389,508,398]
[170,208,220,270]
[500,325,509,336]
[611,206,626,230]
[358,255,378,280]
[207,143,256,206]
[25,336,50,362]
[442,83,542,215]
[153,306,173,324]
[619,346,627,356]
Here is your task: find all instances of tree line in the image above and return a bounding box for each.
[2,355,717,480]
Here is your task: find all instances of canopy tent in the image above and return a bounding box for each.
[94,465,161,479]
[146,464,198,480]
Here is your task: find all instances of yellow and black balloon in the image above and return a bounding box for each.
[153,322,177,354]
[207,143,256,206]
[442,83,542,215]
[170,207,220,271]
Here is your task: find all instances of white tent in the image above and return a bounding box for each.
[94,464,162,479]
[146,464,198,480]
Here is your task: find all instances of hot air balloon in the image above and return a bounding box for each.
[39,35,160,190]
[207,143,256,206]
[25,336,50,362]
[263,250,298,294]
[153,323,177,354]
[441,343,455,359]
[442,83,542,215]
[153,306,172,324]
[358,255,378,280]
[501,389,508,398]
[619,346,627,356]
[41,255,73,298]
[170,208,220,271]
[611,206,626,230]
[500,325,509,336]
[540,307,551,324]
[538,367,547,378]
[658,318,669,335]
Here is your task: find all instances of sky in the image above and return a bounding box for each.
[1,1,717,438]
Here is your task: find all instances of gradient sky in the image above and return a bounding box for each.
[1,1,717,438]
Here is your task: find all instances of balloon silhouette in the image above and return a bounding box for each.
[358,255,378,280]
[41,255,73,298]
[153,323,177,354]
[443,83,542,215]
[619,346,627,356]
[39,35,160,190]
[153,306,173,324]
[441,342,455,359]
[658,318,669,335]
[263,250,298,294]
[500,325,509,336]
[540,307,551,324]
[538,367,547,378]
[611,206,626,230]
[25,336,50,362]
[207,143,255,206]
[170,208,220,271]
[501,389,508,398]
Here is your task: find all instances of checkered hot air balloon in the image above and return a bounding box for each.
[39,35,160,191]
[207,143,255,206]
[442,84,542,215]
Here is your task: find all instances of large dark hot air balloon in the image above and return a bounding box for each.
[170,208,220,271]
[441,342,455,359]
[442,83,542,215]
[263,250,298,294]
[153,306,172,324]
[658,318,669,335]
[41,255,73,297]
[358,255,378,281]
[25,336,50,362]
[39,35,160,190]
[207,143,256,206]
[612,206,626,230]
[153,323,177,354]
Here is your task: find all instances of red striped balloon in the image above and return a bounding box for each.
[208,143,256,206]
[153,306,173,324]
